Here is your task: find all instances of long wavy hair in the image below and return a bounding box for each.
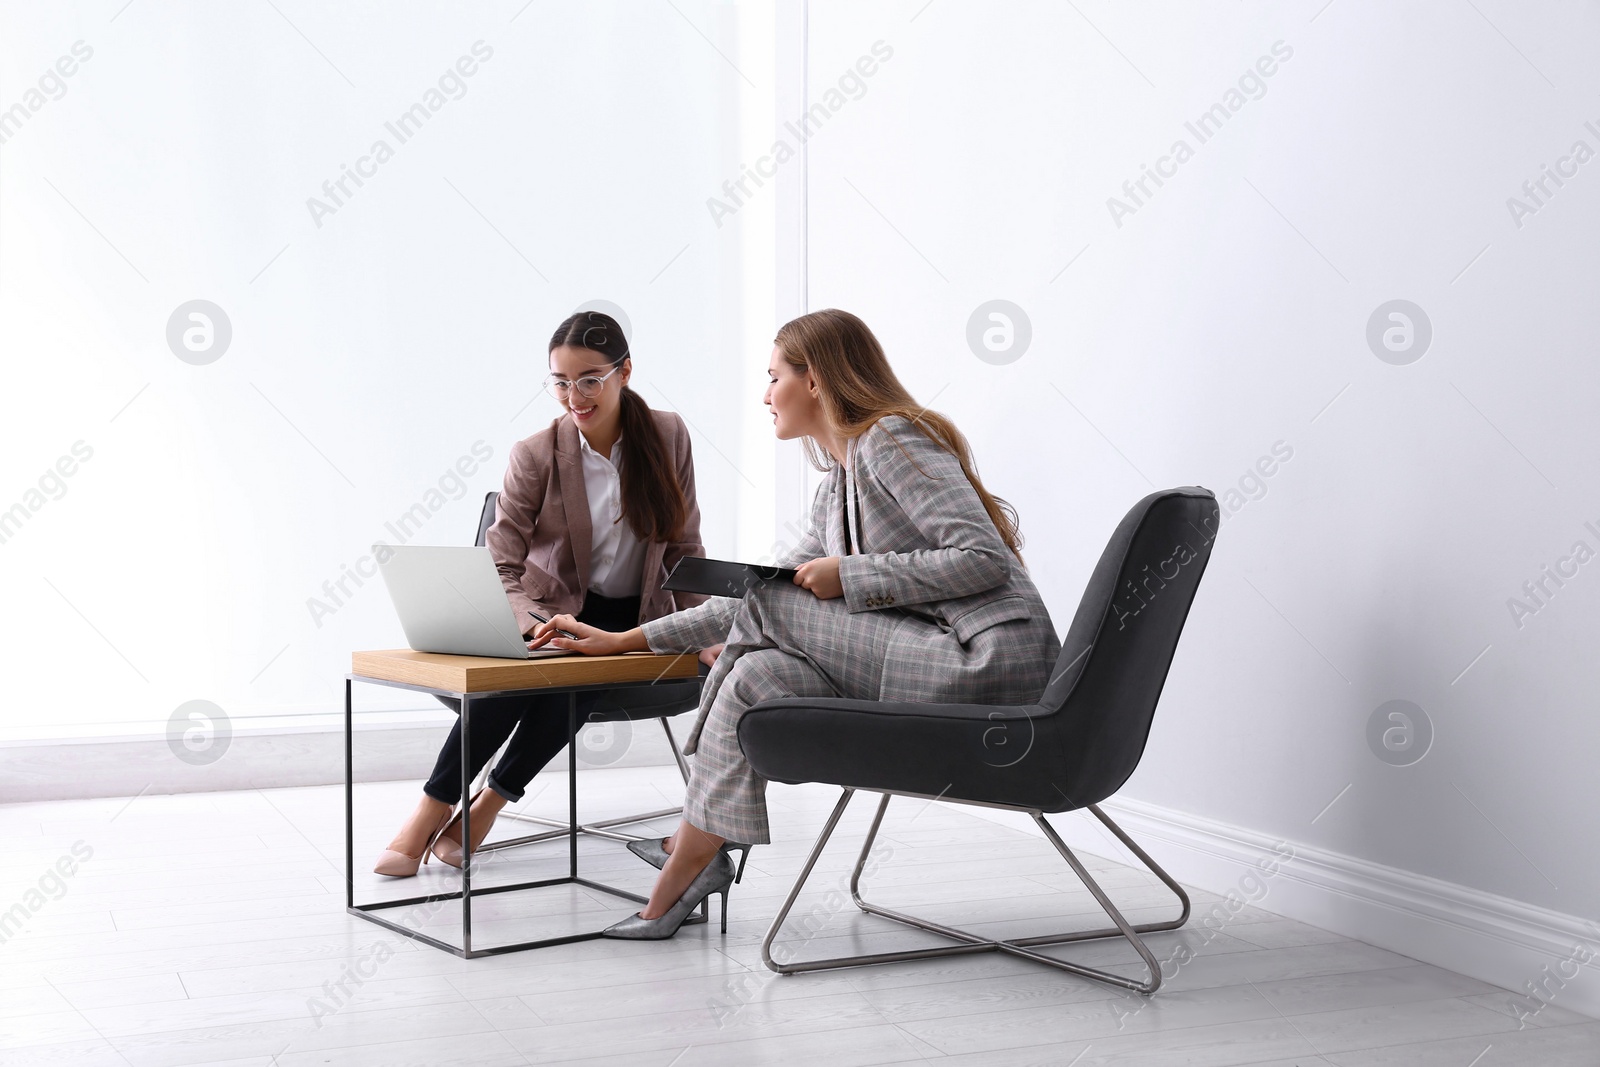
[548,311,687,543]
[774,308,1023,559]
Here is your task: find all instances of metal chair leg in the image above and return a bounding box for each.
[661,715,692,784]
[760,791,1190,995]
[484,806,684,850]
[479,714,693,851]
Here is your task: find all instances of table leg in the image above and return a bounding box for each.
[344,678,353,910]
[461,693,473,956]
[568,691,578,880]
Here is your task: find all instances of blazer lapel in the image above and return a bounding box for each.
[823,465,847,557]
[641,540,666,616]
[555,418,593,591]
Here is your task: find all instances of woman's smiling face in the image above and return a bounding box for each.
[549,344,627,432]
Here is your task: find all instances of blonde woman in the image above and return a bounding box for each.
[530,309,1060,936]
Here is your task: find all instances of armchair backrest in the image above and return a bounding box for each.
[1038,487,1220,808]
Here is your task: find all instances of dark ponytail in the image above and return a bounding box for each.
[548,311,687,543]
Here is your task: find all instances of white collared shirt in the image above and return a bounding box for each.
[579,433,646,597]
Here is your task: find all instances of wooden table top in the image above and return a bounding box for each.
[350,649,700,694]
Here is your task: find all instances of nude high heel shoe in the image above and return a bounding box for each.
[373,807,453,878]
[428,789,498,870]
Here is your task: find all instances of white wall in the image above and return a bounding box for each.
[0,2,779,739]
[803,0,1598,1001]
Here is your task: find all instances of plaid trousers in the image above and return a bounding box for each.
[651,578,1053,843]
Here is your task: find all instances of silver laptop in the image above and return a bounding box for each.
[375,545,570,659]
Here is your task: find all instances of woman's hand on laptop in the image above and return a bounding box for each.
[528,616,648,656]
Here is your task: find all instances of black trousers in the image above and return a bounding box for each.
[423,591,641,804]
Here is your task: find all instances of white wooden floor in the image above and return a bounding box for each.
[3,767,1597,1066]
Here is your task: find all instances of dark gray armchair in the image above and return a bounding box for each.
[738,486,1220,994]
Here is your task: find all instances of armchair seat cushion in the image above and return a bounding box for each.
[739,697,1067,813]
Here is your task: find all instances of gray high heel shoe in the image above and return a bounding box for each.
[626,838,755,883]
[602,851,736,940]
[625,837,671,868]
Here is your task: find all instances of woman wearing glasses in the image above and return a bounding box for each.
[530,309,1060,937]
[374,310,710,876]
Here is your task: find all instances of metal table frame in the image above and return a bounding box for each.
[344,673,675,958]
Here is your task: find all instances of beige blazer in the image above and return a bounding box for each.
[487,409,708,632]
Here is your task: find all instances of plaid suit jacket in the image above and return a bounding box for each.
[643,414,1057,749]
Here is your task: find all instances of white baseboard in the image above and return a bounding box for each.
[0,716,684,803]
[960,795,1600,1022]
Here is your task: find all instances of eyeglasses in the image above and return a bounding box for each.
[544,365,621,400]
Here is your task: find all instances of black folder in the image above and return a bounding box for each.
[662,556,798,598]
